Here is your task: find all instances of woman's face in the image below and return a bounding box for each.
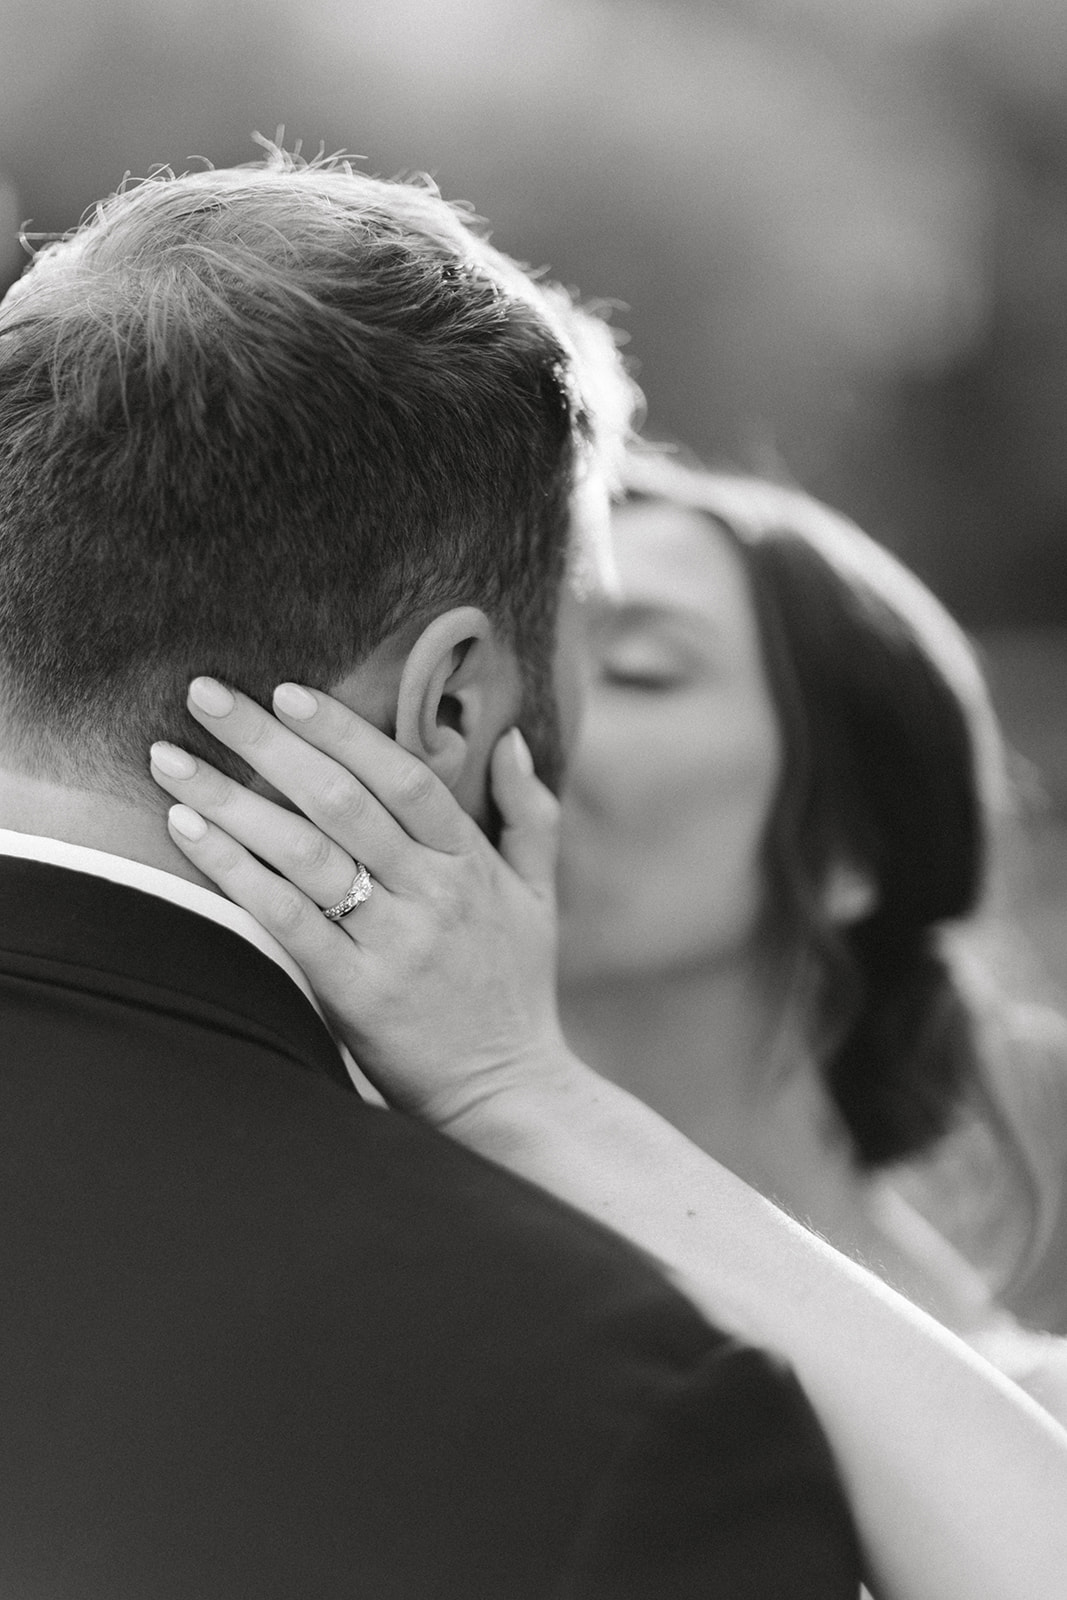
[558,499,784,985]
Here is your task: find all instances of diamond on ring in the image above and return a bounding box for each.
[322,863,373,922]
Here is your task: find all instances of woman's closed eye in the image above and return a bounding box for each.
[600,661,688,692]
[594,634,696,693]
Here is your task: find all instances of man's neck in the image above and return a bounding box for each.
[0,764,221,894]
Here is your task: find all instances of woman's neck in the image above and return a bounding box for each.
[560,960,1000,1333]
[560,960,833,1203]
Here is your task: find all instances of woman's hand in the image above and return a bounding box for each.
[150,677,577,1126]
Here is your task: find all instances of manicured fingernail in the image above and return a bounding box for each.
[188,676,235,717]
[150,742,197,780]
[507,727,534,777]
[273,682,318,720]
[168,804,208,841]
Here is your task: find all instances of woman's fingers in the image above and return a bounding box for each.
[151,740,377,913]
[490,729,561,899]
[186,677,477,857]
[166,804,370,974]
[271,683,479,853]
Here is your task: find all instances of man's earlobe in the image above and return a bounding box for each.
[394,608,495,788]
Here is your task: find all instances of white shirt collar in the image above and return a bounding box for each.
[0,828,384,1103]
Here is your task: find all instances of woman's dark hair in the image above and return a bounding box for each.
[625,455,1008,1169]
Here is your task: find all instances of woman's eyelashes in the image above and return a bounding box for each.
[592,629,700,693]
[600,662,687,692]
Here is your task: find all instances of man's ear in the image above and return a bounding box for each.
[394,607,520,800]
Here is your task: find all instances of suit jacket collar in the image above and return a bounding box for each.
[0,824,322,1012]
[0,855,355,1093]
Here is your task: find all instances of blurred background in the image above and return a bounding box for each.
[1,0,1065,995]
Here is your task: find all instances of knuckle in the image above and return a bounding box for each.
[394,761,437,810]
[427,871,467,930]
[313,768,366,827]
[269,880,309,939]
[289,824,335,876]
[236,708,274,754]
[389,914,439,977]
[207,833,245,875]
[190,765,238,814]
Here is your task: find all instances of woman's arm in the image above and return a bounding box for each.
[445,1057,1067,1600]
[151,682,1067,1600]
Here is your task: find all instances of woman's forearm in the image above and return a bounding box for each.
[446,1062,1067,1600]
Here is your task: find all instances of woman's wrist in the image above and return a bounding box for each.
[435,1043,593,1148]
[437,1054,759,1328]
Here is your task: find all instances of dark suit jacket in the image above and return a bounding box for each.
[0,856,860,1598]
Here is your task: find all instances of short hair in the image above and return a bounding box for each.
[624,453,1008,1169]
[0,148,632,791]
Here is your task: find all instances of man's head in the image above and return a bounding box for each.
[0,148,632,823]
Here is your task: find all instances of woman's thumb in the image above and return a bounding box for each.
[491,728,560,897]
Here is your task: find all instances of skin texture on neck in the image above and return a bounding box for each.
[0,763,220,891]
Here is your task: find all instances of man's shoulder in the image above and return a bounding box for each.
[1,1057,860,1599]
[354,1103,860,1597]
[0,873,860,1598]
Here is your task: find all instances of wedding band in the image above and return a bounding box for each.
[322,863,373,921]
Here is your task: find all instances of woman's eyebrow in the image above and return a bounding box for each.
[599,600,717,637]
